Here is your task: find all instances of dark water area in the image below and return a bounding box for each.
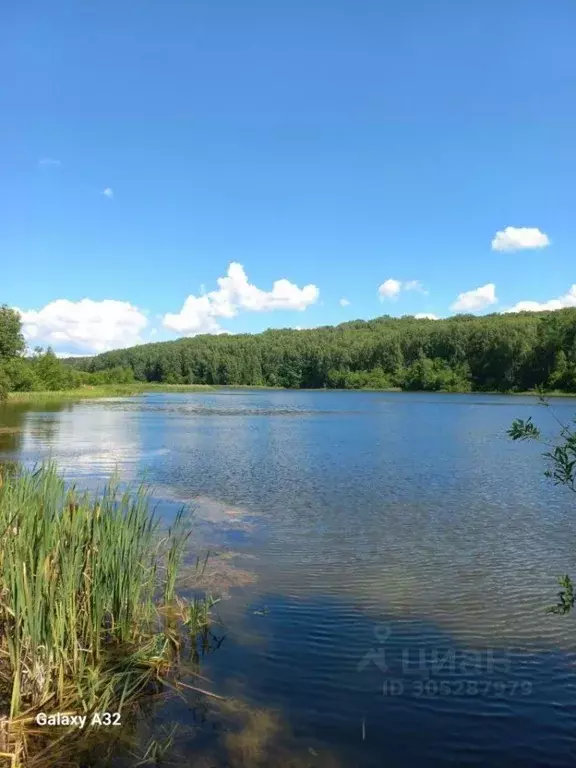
[2,390,576,767]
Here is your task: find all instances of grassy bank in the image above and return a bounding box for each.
[6,383,214,403]
[0,464,216,767]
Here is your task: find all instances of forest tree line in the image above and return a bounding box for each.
[71,309,576,393]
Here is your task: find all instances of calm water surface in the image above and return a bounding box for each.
[2,390,576,767]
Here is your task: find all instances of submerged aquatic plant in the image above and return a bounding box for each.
[0,464,218,767]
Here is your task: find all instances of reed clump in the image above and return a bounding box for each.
[0,464,216,767]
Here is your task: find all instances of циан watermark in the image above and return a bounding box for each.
[357,623,532,698]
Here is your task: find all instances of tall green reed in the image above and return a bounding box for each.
[0,463,213,742]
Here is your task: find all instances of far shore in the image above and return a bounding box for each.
[3,383,576,405]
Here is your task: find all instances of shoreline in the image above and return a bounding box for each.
[4,383,576,405]
[5,383,215,403]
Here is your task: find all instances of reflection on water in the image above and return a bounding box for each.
[2,390,576,766]
[1,398,159,482]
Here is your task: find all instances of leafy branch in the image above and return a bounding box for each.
[508,397,576,615]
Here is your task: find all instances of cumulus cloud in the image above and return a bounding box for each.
[491,226,550,252]
[504,285,576,314]
[450,283,497,312]
[38,158,61,168]
[17,299,148,354]
[378,279,402,299]
[102,187,114,199]
[414,313,439,320]
[339,297,351,307]
[378,279,427,300]
[162,296,226,335]
[163,262,319,336]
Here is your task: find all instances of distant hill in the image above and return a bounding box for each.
[70,310,576,392]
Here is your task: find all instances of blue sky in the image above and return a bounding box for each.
[1,0,575,354]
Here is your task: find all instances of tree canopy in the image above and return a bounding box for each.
[71,308,576,393]
[0,305,25,359]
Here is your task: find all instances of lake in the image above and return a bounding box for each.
[1,389,576,767]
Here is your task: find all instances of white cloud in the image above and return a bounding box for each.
[450,283,497,312]
[163,295,226,335]
[378,279,402,300]
[414,313,438,320]
[102,187,114,199]
[38,158,61,168]
[17,299,148,354]
[163,262,319,336]
[504,285,576,314]
[378,278,427,300]
[339,297,351,307]
[491,226,550,252]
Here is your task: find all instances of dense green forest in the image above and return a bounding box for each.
[71,309,576,393]
[3,304,576,397]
